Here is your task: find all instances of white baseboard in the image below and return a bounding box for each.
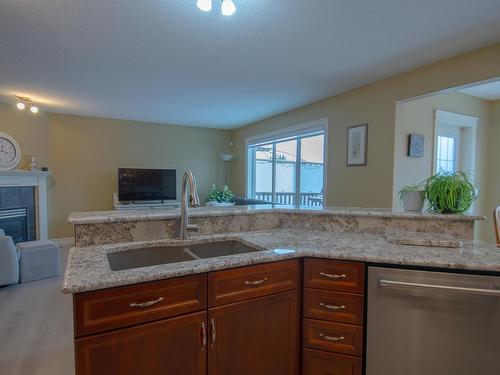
[50,237,74,247]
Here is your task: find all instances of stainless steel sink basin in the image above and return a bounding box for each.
[107,240,262,271]
[107,246,197,271]
[186,241,261,259]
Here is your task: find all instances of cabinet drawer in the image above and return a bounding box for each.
[303,289,364,325]
[74,274,206,337]
[303,319,363,356]
[208,259,299,307]
[303,349,362,375]
[304,259,364,293]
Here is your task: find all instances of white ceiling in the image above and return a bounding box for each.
[1,1,500,129]
[458,80,500,100]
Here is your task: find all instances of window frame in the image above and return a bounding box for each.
[245,118,328,206]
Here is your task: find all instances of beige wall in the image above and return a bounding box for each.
[0,104,231,238]
[490,100,500,242]
[232,43,500,219]
[0,102,50,169]
[393,92,492,241]
[2,43,500,240]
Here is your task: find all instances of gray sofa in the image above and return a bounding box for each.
[0,229,60,286]
[0,229,19,286]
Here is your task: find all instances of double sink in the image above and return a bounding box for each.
[107,240,262,271]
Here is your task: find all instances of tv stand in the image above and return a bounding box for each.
[113,193,181,210]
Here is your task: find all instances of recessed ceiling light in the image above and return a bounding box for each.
[221,0,236,16]
[197,0,212,12]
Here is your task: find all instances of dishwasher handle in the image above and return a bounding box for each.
[379,279,500,297]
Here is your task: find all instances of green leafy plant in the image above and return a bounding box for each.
[423,171,478,213]
[207,185,234,203]
[398,183,424,202]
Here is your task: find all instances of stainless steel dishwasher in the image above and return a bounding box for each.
[366,267,500,375]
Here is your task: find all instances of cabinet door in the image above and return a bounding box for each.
[208,291,299,375]
[76,311,207,375]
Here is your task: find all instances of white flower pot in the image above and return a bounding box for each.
[400,191,424,212]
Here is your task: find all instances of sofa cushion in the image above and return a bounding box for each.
[0,235,19,286]
[17,240,60,283]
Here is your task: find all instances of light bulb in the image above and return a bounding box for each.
[16,102,26,110]
[30,105,39,114]
[197,0,212,12]
[221,0,236,16]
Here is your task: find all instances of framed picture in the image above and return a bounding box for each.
[407,134,424,157]
[347,124,368,166]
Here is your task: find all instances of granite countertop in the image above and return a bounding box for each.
[67,205,484,224]
[63,229,500,293]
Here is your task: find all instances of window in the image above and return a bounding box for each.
[436,135,456,173]
[246,121,326,207]
[434,110,478,177]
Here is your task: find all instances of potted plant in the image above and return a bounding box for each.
[423,171,478,213]
[398,183,425,212]
[206,185,235,207]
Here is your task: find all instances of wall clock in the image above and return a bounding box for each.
[0,132,22,170]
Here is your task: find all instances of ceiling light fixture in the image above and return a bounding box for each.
[197,0,236,16]
[197,0,212,12]
[14,96,39,114]
[221,0,236,16]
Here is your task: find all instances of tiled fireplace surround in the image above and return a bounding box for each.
[0,171,51,241]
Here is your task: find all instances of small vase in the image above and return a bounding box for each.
[401,191,424,212]
[28,155,39,171]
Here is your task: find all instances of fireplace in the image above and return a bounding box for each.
[0,187,36,243]
[0,207,30,243]
[0,170,51,240]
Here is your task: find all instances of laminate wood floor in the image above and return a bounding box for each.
[0,245,75,375]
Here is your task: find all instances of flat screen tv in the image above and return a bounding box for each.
[118,168,176,202]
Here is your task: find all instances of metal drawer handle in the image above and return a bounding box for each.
[379,279,500,296]
[201,322,207,350]
[210,318,216,346]
[319,333,345,342]
[320,272,347,279]
[245,277,268,286]
[129,297,164,308]
[320,302,346,311]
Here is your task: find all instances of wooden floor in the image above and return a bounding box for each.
[0,245,75,375]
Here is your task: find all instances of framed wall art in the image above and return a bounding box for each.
[346,124,368,166]
[408,134,424,157]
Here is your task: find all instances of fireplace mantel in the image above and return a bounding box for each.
[0,170,52,240]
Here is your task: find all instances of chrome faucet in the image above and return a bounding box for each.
[180,170,201,240]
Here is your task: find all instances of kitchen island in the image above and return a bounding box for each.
[64,206,500,375]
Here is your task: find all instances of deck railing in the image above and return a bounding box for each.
[255,192,323,207]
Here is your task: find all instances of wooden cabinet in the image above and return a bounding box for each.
[73,258,366,375]
[303,258,365,375]
[303,349,362,375]
[208,291,299,375]
[74,260,300,375]
[75,311,207,375]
